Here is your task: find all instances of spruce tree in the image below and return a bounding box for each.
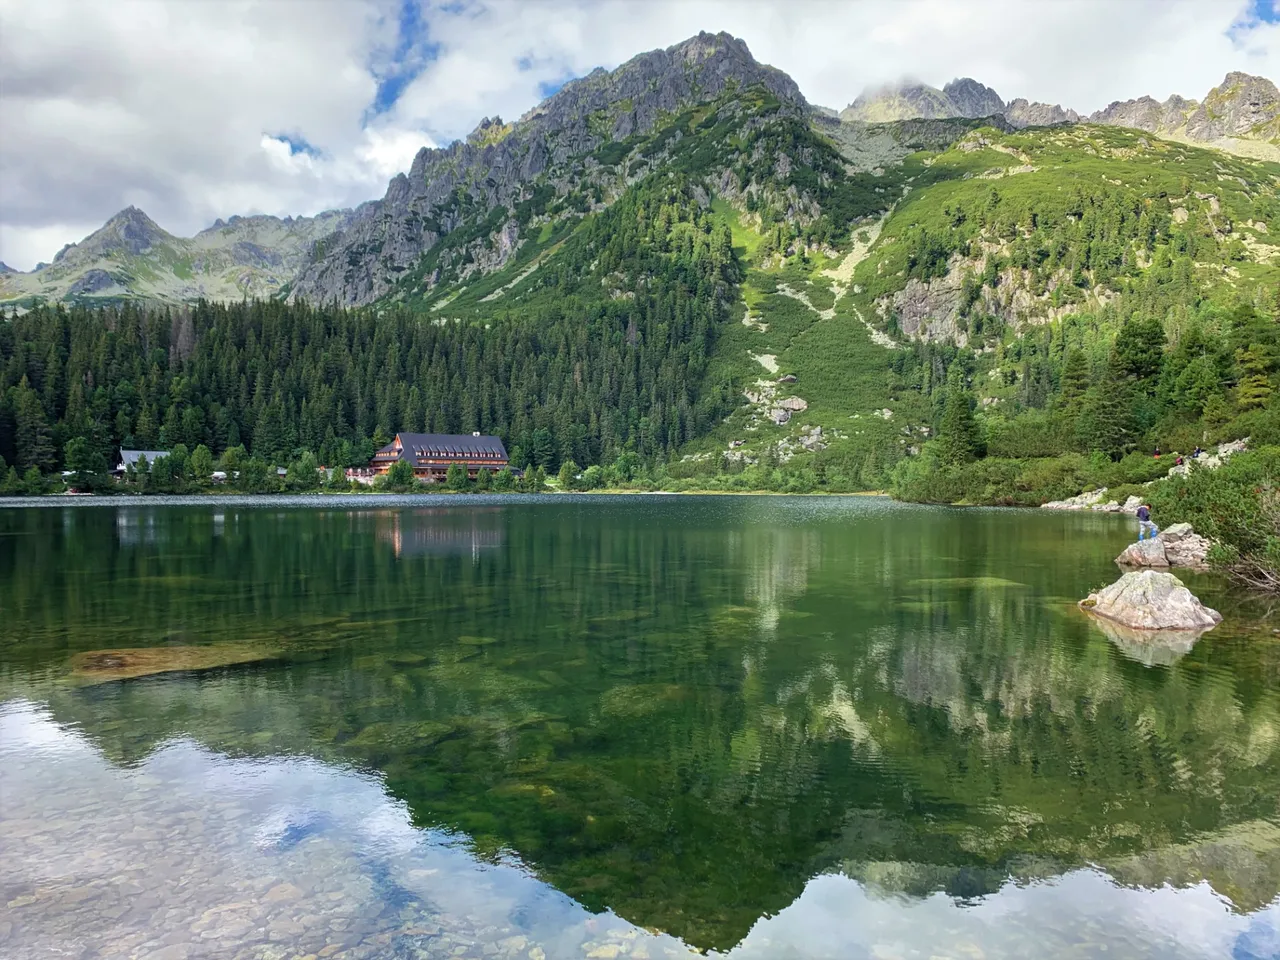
[1076,356,1135,458]
[1236,346,1274,410]
[936,366,981,466]
[1058,348,1090,409]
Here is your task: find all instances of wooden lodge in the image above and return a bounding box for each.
[365,432,509,482]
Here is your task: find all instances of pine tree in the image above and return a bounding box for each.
[1058,348,1090,409]
[12,377,55,473]
[1236,345,1274,410]
[936,366,981,466]
[1076,356,1135,458]
[557,459,580,491]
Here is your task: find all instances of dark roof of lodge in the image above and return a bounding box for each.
[377,433,508,460]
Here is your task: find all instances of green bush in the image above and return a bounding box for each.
[378,460,418,492]
[1148,446,1280,590]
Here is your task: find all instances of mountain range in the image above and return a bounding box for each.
[4,39,1278,311]
[4,30,1280,502]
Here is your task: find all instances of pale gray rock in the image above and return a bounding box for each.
[942,78,1005,118]
[1080,570,1222,631]
[1041,488,1108,510]
[1116,538,1170,568]
[1187,72,1280,140]
[1160,523,1212,568]
[1003,99,1079,128]
[1090,73,1280,157]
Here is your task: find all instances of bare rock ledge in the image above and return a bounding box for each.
[1115,522,1213,569]
[1080,570,1222,631]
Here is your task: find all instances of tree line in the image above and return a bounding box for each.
[0,177,743,493]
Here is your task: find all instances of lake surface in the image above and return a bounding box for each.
[2,495,1278,960]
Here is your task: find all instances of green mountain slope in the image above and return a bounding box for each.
[4,32,1280,496]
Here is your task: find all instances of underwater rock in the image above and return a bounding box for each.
[67,644,278,684]
[1080,570,1222,631]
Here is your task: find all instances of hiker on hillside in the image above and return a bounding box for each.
[1136,503,1158,542]
[1153,446,1161,460]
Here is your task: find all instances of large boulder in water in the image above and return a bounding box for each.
[1160,522,1212,568]
[1080,570,1222,631]
[1116,537,1170,567]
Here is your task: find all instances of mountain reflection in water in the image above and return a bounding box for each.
[1,496,1279,959]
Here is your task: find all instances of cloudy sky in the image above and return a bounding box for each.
[2,0,1279,270]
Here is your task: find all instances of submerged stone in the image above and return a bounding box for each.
[67,643,279,684]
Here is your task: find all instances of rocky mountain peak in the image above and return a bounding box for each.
[1192,71,1280,138]
[843,78,955,122]
[1089,71,1280,157]
[842,77,1073,128]
[89,206,170,256]
[942,78,1005,117]
[289,31,806,307]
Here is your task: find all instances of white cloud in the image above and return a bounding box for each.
[1,0,1277,270]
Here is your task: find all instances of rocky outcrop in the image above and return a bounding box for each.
[1042,488,1110,511]
[1159,523,1213,568]
[1090,73,1280,159]
[1116,538,1170,568]
[1002,99,1079,128]
[941,78,1005,118]
[1166,438,1248,476]
[1080,570,1222,631]
[841,78,1075,129]
[1115,523,1213,570]
[289,32,807,306]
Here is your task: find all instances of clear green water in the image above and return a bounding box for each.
[1,495,1278,960]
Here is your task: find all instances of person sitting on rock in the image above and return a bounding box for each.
[1136,503,1158,541]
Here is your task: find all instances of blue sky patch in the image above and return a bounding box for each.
[272,134,323,158]
[1253,0,1280,23]
[367,0,440,120]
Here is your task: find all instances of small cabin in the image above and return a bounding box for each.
[368,433,509,482]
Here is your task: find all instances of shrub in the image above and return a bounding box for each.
[378,459,418,492]
[1148,446,1280,591]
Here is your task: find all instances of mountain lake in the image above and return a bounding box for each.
[1,494,1278,960]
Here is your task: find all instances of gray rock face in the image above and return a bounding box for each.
[842,79,959,122]
[942,78,1005,118]
[1080,570,1221,631]
[1160,523,1212,568]
[1187,72,1280,139]
[290,31,806,306]
[67,268,118,295]
[1090,73,1280,155]
[1003,98,1080,128]
[842,78,1076,130]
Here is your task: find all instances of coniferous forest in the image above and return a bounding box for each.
[0,178,740,492]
